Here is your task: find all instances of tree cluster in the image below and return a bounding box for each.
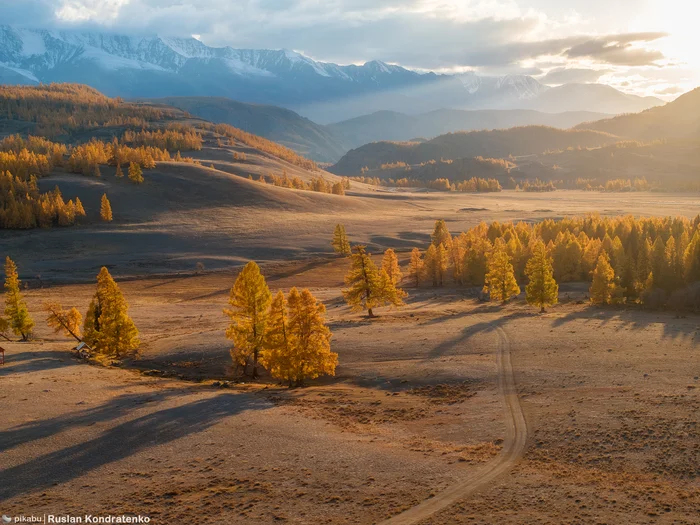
[122,128,203,152]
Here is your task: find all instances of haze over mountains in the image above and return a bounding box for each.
[1,25,664,125]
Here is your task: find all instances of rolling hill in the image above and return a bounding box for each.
[147,97,350,163]
[330,126,619,175]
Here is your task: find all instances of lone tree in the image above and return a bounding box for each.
[83,267,139,357]
[382,248,402,285]
[343,245,405,317]
[590,252,615,305]
[484,239,520,303]
[262,288,337,386]
[44,302,83,342]
[224,261,272,377]
[4,256,34,341]
[331,224,351,256]
[525,240,558,312]
[100,194,113,222]
[128,162,144,184]
[408,247,424,287]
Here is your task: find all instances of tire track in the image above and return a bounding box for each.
[377,321,528,525]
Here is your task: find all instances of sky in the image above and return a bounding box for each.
[2,0,699,98]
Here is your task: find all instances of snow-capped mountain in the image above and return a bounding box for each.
[0,26,663,123]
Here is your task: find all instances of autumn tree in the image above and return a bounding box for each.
[83,267,139,357]
[128,161,144,184]
[331,224,351,255]
[525,240,558,312]
[261,291,293,384]
[431,219,451,247]
[44,302,82,342]
[115,163,124,178]
[484,239,520,303]
[100,193,113,222]
[224,261,271,377]
[382,248,402,285]
[590,252,615,305]
[0,315,9,341]
[4,257,34,341]
[425,243,448,287]
[408,247,424,286]
[343,245,405,317]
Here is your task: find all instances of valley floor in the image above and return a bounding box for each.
[1,259,698,524]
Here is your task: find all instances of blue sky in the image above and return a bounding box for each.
[2,0,698,98]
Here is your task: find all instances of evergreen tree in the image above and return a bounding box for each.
[44,302,82,342]
[224,261,271,378]
[590,252,615,305]
[83,267,139,357]
[408,247,424,287]
[75,197,86,217]
[128,162,144,184]
[343,245,404,317]
[525,240,558,312]
[331,224,351,255]
[484,239,520,303]
[4,256,34,341]
[431,219,451,247]
[100,193,113,222]
[382,248,402,285]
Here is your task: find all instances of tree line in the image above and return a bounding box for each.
[252,171,350,195]
[349,175,502,192]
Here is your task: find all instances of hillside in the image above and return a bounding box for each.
[328,108,612,149]
[330,126,619,175]
[148,97,350,163]
[574,87,700,141]
[523,83,664,114]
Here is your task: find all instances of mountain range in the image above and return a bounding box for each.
[0,25,664,124]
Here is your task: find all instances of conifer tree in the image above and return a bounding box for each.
[83,267,139,357]
[331,224,351,256]
[44,302,82,342]
[343,245,404,317]
[382,248,402,285]
[128,162,144,184]
[261,291,294,385]
[425,243,448,286]
[224,261,271,378]
[4,257,34,341]
[100,193,113,222]
[115,163,124,178]
[590,252,615,305]
[0,315,9,341]
[431,219,451,247]
[525,240,558,312]
[484,239,520,303]
[649,237,668,290]
[75,197,86,217]
[408,247,424,287]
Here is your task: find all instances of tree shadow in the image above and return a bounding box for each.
[0,350,78,376]
[0,393,268,500]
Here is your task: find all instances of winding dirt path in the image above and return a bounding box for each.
[377,321,528,525]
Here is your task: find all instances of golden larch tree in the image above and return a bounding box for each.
[343,245,404,317]
[382,248,402,285]
[525,240,558,312]
[100,193,113,222]
[44,302,82,342]
[590,252,615,305]
[408,247,424,286]
[431,219,451,247]
[83,267,139,357]
[115,163,124,178]
[260,291,294,385]
[224,261,272,377]
[484,239,520,303]
[4,256,34,341]
[331,224,351,255]
[128,162,144,184]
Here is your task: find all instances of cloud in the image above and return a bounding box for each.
[565,32,668,66]
[540,67,613,85]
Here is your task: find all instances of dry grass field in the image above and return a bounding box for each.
[1,237,698,523]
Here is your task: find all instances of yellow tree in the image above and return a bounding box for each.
[83,267,139,357]
[261,291,294,385]
[382,248,402,285]
[431,219,451,247]
[100,193,113,222]
[425,243,448,287]
[287,288,337,386]
[128,162,144,184]
[4,256,34,341]
[590,252,615,305]
[224,261,271,377]
[115,163,124,178]
[343,245,404,317]
[331,224,351,255]
[525,240,558,312]
[408,247,424,287]
[0,315,9,341]
[484,239,520,303]
[44,302,82,342]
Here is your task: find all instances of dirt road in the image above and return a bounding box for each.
[377,320,528,525]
